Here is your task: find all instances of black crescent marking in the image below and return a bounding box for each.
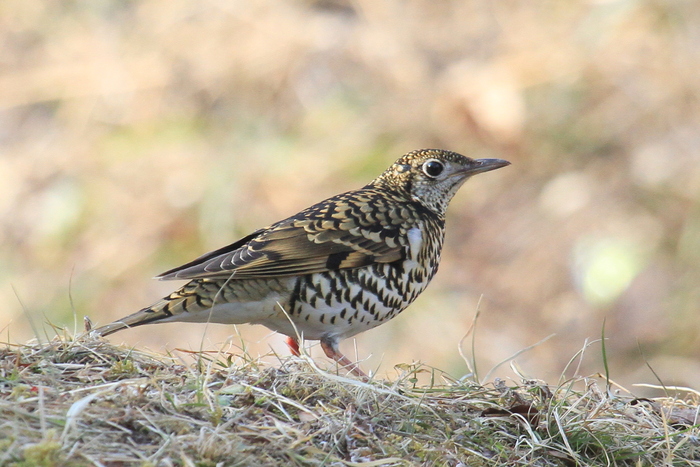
[325,251,351,270]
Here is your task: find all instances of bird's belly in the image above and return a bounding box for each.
[164,277,296,326]
[284,293,398,341]
[273,262,434,341]
[168,293,287,325]
[166,260,436,343]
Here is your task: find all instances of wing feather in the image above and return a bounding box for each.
[157,190,412,281]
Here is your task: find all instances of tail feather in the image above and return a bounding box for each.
[93,280,219,337]
[93,304,173,336]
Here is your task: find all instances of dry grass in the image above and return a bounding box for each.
[1,335,699,466]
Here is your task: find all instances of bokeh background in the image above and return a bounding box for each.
[3,0,700,391]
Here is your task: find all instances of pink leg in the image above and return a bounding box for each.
[320,338,368,380]
[286,336,300,356]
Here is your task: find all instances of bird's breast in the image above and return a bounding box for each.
[273,221,444,340]
[406,226,422,262]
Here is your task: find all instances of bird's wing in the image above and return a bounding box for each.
[157,193,410,280]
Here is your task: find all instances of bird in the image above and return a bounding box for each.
[93,149,509,378]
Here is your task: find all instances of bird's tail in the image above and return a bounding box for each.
[92,304,170,336]
[92,279,220,337]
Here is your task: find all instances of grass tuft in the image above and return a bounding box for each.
[1,335,699,466]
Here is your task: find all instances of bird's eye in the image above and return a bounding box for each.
[422,160,444,178]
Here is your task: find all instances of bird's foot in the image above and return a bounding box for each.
[320,339,368,381]
[286,336,301,356]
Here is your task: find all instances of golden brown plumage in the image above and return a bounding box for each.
[94,149,509,377]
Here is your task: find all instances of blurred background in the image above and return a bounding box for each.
[2,0,700,392]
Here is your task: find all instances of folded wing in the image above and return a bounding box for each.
[157,192,409,281]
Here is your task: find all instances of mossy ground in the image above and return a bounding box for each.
[1,335,699,466]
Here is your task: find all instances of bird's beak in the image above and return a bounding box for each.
[463,158,511,176]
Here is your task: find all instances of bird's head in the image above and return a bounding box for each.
[372,149,510,217]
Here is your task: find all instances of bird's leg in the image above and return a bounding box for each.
[320,337,368,380]
[286,336,301,356]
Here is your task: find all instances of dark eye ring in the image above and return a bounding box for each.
[422,159,444,178]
